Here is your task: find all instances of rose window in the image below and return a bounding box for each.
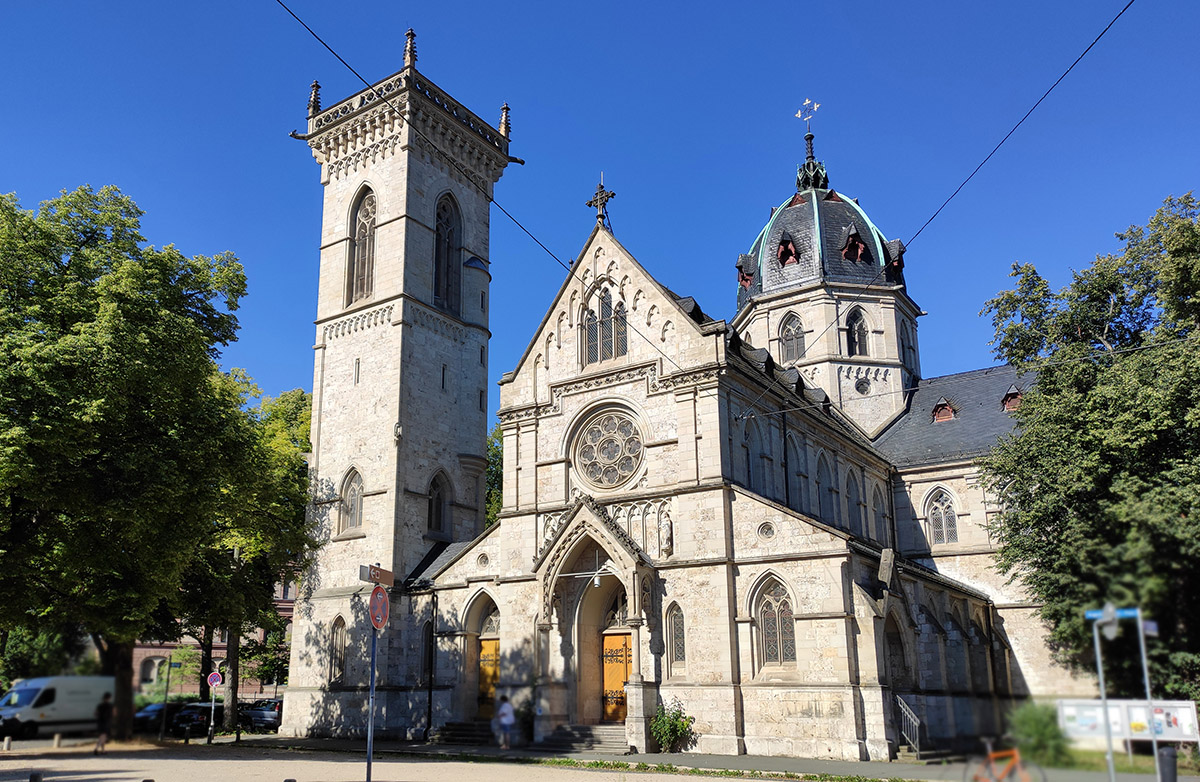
[577,412,644,489]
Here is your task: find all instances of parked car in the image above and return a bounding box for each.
[0,676,114,739]
[239,698,282,732]
[170,703,224,738]
[132,701,186,733]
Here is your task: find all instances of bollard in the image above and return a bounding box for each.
[3,736,11,751]
[29,773,43,782]
[183,725,190,744]
[1159,746,1178,782]
[52,734,61,748]
[284,779,298,782]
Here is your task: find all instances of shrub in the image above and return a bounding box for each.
[650,697,697,752]
[1008,701,1070,767]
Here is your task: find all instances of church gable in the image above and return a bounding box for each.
[499,227,720,414]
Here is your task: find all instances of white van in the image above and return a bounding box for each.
[0,676,115,739]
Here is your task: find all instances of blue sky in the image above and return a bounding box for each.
[4,1,1197,418]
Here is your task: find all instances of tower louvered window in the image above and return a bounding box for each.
[347,192,376,305]
[846,310,868,357]
[780,314,805,364]
[434,196,462,316]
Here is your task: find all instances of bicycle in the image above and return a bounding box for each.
[964,737,1046,782]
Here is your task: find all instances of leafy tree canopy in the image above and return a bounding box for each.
[486,423,502,526]
[981,194,1200,699]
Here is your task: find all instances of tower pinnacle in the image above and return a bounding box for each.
[499,103,511,139]
[794,100,829,190]
[404,28,417,69]
[307,80,321,118]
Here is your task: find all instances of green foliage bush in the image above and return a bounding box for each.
[1008,701,1070,767]
[650,697,697,752]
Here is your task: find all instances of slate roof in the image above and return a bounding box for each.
[404,540,473,586]
[872,364,1032,468]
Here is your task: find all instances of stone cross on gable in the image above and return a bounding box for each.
[587,181,616,229]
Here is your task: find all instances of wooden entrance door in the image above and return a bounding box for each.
[478,638,499,719]
[601,633,631,722]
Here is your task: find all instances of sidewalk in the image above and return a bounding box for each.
[230,734,1196,782]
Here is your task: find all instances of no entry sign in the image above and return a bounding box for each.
[369,584,389,630]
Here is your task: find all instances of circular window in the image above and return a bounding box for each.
[575,411,644,490]
[476,553,490,569]
[855,378,871,395]
[757,522,776,541]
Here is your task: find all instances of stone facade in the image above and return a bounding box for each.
[282,47,1091,758]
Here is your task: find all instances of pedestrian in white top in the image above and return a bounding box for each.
[497,695,515,750]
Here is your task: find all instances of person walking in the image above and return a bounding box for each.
[94,692,114,754]
[496,695,515,750]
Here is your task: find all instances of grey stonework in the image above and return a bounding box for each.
[282,56,1092,760]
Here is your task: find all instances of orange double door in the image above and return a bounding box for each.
[601,633,631,722]
[478,638,499,719]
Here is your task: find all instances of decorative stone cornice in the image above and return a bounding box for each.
[322,304,394,342]
[411,305,467,345]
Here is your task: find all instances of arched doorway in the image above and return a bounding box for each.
[600,591,631,722]
[478,605,501,719]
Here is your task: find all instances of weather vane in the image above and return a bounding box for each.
[795,98,820,131]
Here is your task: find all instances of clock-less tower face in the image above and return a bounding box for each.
[574,410,645,491]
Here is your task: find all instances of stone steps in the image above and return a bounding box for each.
[433,720,493,746]
[535,723,630,754]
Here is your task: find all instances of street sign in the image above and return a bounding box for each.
[207,671,223,687]
[170,662,182,668]
[1144,620,1159,637]
[359,563,395,587]
[369,584,390,630]
[1085,607,1141,620]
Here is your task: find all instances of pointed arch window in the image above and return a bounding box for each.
[816,454,836,523]
[434,195,462,316]
[428,473,451,534]
[347,191,376,306]
[927,488,958,545]
[480,605,500,637]
[604,591,629,629]
[420,620,434,685]
[779,314,805,364]
[330,616,348,684]
[667,603,686,673]
[339,470,364,534]
[785,435,808,514]
[758,581,796,665]
[900,322,914,369]
[741,424,762,491]
[582,288,628,367]
[846,310,868,357]
[872,486,889,546]
[846,472,863,536]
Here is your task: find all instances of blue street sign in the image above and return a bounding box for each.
[1085,607,1141,620]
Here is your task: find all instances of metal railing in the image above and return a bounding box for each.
[895,693,922,759]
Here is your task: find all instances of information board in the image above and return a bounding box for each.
[1058,699,1199,742]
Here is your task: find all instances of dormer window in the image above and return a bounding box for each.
[777,234,799,266]
[1002,385,1023,411]
[841,230,868,262]
[738,267,755,289]
[932,397,955,422]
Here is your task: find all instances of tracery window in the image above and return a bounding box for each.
[846,310,869,357]
[330,616,347,684]
[347,191,376,306]
[758,580,796,665]
[575,411,644,490]
[604,591,629,629]
[428,473,450,534]
[582,288,628,366]
[339,470,364,534]
[785,435,808,514]
[480,605,500,636]
[900,322,915,369]
[872,486,889,546]
[433,195,462,315]
[667,603,686,672]
[779,313,805,364]
[816,454,836,523]
[927,489,958,545]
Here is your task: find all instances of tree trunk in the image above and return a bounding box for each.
[222,624,241,731]
[198,627,213,702]
[110,640,135,741]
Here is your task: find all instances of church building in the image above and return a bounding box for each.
[280,37,1091,759]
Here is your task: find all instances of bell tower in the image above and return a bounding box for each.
[282,31,512,736]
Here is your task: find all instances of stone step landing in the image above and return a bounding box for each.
[535,723,630,754]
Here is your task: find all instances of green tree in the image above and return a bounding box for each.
[0,185,261,737]
[0,625,87,691]
[980,194,1200,699]
[486,423,503,526]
